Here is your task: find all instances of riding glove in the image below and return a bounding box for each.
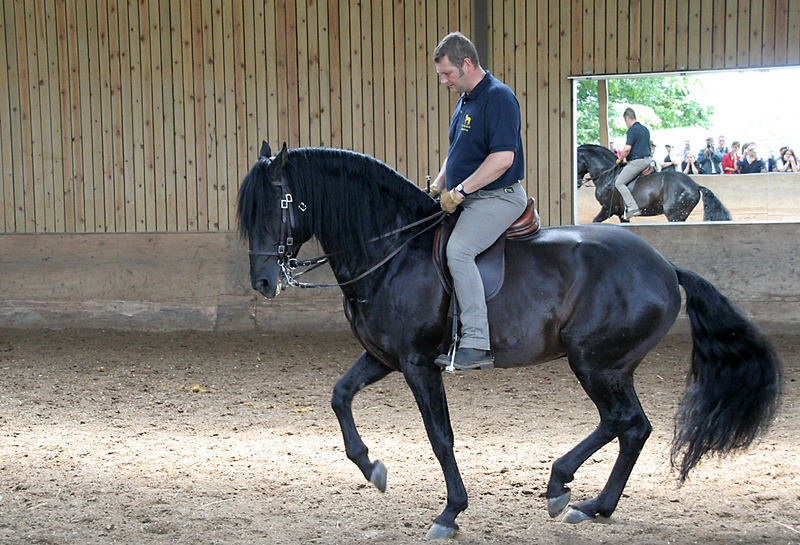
[440,188,464,214]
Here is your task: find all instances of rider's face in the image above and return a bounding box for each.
[436,56,471,94]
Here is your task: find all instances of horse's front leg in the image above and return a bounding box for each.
[331,351,392,490]
[402,360,468,540]
[592,206,611,222]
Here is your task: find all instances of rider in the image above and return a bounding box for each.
[429,31,528,371]
[614,108,652,220]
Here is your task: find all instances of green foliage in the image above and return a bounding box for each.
[576,77,714,144]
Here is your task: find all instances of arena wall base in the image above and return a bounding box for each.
[1,224,798,333]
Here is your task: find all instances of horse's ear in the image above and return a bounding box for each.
[259,140,272,159]
[275,142,289,169]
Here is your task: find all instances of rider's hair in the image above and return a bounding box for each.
[433,32,481,72]
[623,107,636,120]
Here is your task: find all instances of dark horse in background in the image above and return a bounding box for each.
[238,142,780,539]
[578,143,731,222]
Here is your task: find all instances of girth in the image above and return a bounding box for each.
[433,197,540,300]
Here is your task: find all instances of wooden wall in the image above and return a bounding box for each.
[1,0,799,234]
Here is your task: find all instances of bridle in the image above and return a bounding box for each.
[248,172,446,289]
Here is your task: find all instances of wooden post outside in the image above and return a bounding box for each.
[598,79,609,147]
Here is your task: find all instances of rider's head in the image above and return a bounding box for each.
[434,32,484,94]
[623,107,636,127]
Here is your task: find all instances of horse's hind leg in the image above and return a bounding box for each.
[547,359,652,522]
[331,351,392,490]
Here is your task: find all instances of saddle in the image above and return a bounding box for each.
[433,198,540,301]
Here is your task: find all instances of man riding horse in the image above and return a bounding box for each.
[614,108,652,220]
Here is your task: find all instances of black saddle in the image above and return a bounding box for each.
[433,198,540,301]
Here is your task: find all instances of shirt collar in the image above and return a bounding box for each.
[462,71,492,102]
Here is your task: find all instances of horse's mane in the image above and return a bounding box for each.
[578,143,618,164]
[238,147,439,255]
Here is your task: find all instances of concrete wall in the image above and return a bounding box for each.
[1,223,798,331]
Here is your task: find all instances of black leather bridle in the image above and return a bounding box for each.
[248,173,445,289]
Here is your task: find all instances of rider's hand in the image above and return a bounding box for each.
[427,184,443,199]
[440,189,463,214]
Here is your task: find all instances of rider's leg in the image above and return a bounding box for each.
[614,163,641,214]
[444,183,527,362]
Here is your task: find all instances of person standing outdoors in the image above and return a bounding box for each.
[614,108,652,219]
[429,31,528,371]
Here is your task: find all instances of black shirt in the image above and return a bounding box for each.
[625,121,651,160]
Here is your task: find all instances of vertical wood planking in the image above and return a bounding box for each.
[762,0,776,65]
[788,0,800,63]
[537,1,549,224]
[750,0,764,66]
[775,0,789,63]
[34,0,55,231]
[582,0,593,73]
[171,1,187,231]
[571,0,582,75]
[0,0,13,231]
[687,0,701,69]
[318,0,332,148]
[629,0,642,74]
[712,0,726,67]
[737,0,751,66]
[724,0,738,66]
[381,0,395,167]
[699,0,713,69]
[640,0,652,72]
[652,0,665,71]
[328,0,342,149]
[675,0,689,69]
[392,0,405,175]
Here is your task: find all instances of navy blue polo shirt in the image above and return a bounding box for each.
[446,72,524,191]
[625,121,651,160]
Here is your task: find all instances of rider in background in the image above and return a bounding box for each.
[615,107,652,219]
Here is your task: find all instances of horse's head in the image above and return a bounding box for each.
[237,141,311,299]
[577,144,618,186]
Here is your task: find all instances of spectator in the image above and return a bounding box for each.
[661,144,679,172]
[609,141,621,158]
[721,141,741,174]
[650,141,659,171]
[681,151,704,175]
[738,143,767,173]
[778,148,799,172]
[713,135,729,174]
[696,137,715,174]
[681,139,692,161]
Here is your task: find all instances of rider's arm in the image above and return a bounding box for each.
[432,157,447,192]
[616,145,631,163]
[459,151,515,194]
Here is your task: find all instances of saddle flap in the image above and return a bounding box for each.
[432,198,540,300]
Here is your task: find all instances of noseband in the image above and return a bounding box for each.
[248,171,445,289]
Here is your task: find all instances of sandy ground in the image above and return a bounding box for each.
[0,328,798,545]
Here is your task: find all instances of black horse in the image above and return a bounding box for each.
[238,143,780,539]
[577,143,731,222]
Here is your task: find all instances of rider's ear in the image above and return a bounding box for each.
[259,140,272,159]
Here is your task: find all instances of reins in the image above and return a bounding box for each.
[247,172,446,289]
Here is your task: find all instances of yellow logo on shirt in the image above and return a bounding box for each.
[460,114,472,132]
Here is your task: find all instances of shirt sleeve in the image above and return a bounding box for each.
[483,90,520,153]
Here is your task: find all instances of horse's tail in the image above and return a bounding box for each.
[698,186,731,221]
[671,267,782,481]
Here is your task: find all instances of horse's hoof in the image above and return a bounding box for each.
[562,507,594,524]
[547,491,571,518]
[425,522,458,540]
[369,460,387,493]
